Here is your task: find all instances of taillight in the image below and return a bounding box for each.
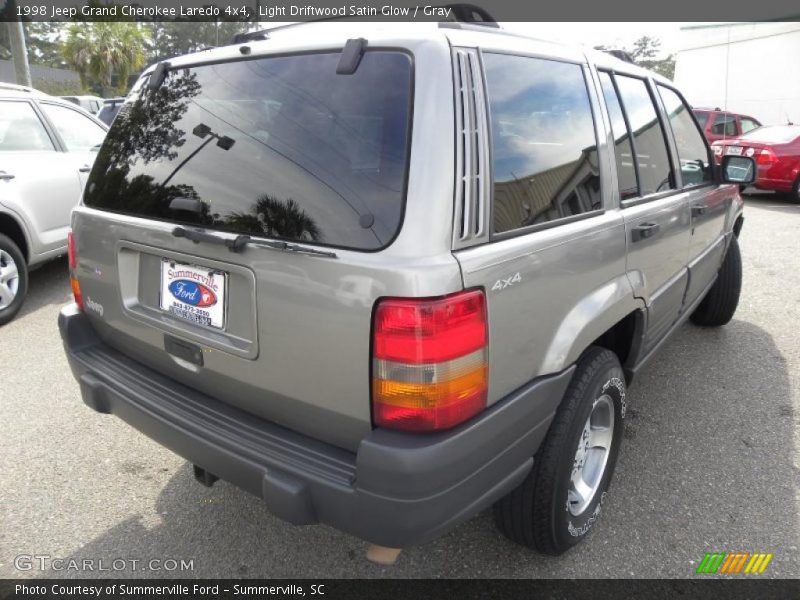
[713,145,723,157]
[757,148,777,165]
[372,289,488,432]
[67,231,83,310]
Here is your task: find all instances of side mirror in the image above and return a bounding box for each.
[721,155,756,184]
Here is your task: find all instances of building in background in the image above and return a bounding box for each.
[675,22,800,127]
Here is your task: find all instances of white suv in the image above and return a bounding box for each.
[0,83,108,324]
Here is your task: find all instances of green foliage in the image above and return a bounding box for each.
[595,36,675,80]
[147,21,251,62]
[61,22,150,95]
[31,78,87,96]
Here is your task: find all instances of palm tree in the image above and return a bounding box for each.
[62,23,150,95]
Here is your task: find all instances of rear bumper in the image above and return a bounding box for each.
[59,305,573,547]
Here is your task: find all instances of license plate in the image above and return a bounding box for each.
[726,146,743,155]
[160,260,227,329]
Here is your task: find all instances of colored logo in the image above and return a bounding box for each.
[696,552,773,575]
[168,280,217,307]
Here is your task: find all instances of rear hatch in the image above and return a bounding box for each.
[72,48,432,451]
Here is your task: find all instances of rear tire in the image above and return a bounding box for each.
[792,178,800,204]
[0,233,27,326]
[690,236,742,327]
[493,346,626,555]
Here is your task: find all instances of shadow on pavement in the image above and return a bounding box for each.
[743,192,800,215]
[17,256,71,320]
[48,318,798,578]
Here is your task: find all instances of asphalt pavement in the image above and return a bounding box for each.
[1,193,799,579]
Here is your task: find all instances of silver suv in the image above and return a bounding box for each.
[0,83,107,324]
[59,21,754,556]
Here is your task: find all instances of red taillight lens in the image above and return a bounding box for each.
[757,148,777,165]
[67,231,77,269]
[67,231,83,310]
[372,289,488,432]
[713,145,723,157]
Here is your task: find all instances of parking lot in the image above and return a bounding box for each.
[1,193,798,579]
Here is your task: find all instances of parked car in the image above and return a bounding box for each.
[60,95,104,114]
[693,107,762,144]
[0,83,107,324]
[58,20,753,557]
[96,97,126,125]
[712,125,800,201]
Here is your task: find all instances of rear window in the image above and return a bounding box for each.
[84,51,413,251]
[740,126,800,144]
[693,110,709,128]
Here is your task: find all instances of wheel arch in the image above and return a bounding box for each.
[0,211,29,261]
[539,274,645,380]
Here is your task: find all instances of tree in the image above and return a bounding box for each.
[147,21,251,63]
[61,22,150,95]
[595,36,675,80]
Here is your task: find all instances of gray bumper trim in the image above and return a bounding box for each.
[59,305,574,547]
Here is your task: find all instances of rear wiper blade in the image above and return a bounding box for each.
[247,238,338,258]
[172,227,336,258]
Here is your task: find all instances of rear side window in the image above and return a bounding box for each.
[657,86,712,188]
[711,114,737,137]
[598,72,638,200]
[614,75,674,196]
[740,118,760,134]
[40,103,106,152]
[84,51,413,251]
[0,101,54,152]
[484,54,601,235]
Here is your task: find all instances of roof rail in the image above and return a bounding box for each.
[0,82,35,93]
[229,4,499,44]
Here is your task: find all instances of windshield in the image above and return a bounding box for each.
[84,51,413,251]
[740,126,800,144]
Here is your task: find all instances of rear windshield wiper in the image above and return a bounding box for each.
[172,226,337,258]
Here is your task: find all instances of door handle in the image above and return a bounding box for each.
[691,205,707,217]
[0,171,15,181]
[78,165,92,173]
[632,222,661,242]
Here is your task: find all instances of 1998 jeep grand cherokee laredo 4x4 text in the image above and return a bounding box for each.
[59,20,755,557]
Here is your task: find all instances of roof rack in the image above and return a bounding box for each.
[229,4,499,44]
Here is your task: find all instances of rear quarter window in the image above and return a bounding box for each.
[483,54,601,235]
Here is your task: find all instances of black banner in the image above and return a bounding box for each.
[2,579,800,600]
[1,0,800,22]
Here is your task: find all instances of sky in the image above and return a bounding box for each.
[502,22,688,57]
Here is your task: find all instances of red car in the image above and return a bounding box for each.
[711,125,800,201]
[693,107,762,144]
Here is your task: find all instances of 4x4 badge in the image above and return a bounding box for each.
[491,272,522,292]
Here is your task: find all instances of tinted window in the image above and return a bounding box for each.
[484,54,600,234]
[711,114,736,136]
[694,110,710,128]
[84,52,413,251]
[740,118,760,134]
[0,101,54,152]
[658,86,711,188]
[615,76,673,196]
[599,72,638,200]
[40,103,106,151]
